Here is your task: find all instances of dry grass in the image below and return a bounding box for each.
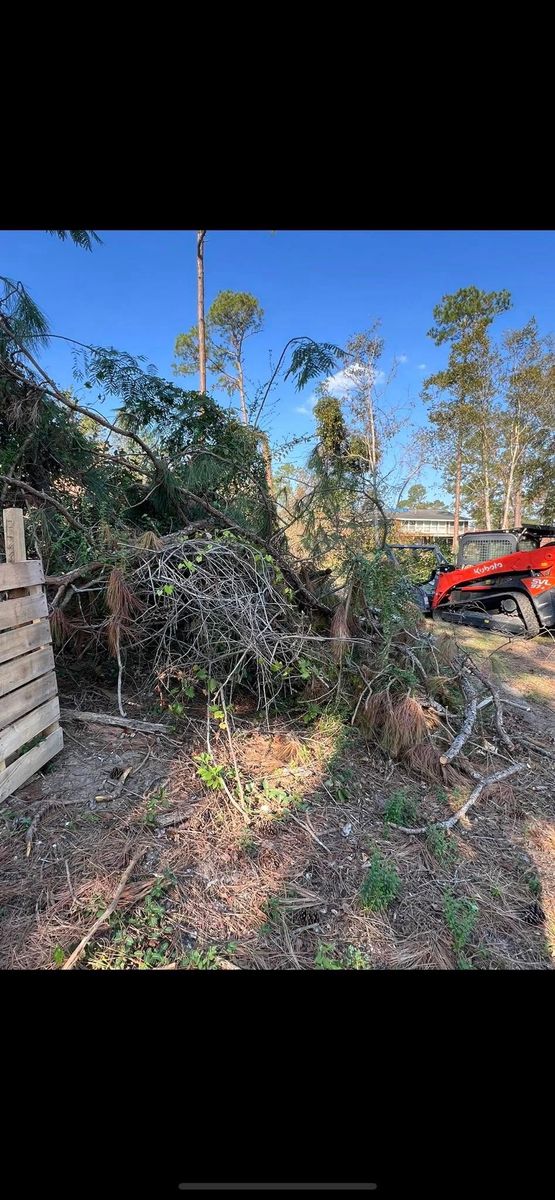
[380,694,430,759]
[1,676,553,971]
[2,615,555,970]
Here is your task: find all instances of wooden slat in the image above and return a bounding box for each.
[0,671,58,731]
[0,727,63,802]
[0,697,60,761]
[3,507,27,562]
[0,618,52,665]
[0,645,54,699]
[0,560,44,591]
[0,593,48,632]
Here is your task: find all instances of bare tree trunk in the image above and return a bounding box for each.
[453,443,462,554]
[513,487,522,527]
[483,459,492,529]
[257,431,274,493]
[197,231,207,394]
[237,357,248,425]
[502,461,516,528]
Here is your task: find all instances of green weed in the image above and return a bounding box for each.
[426,826,458,863]
[182,945,219,970]
[194,752,226,790]
[443,893,479,965]
[359,851,401,912]
[314,942,343,969]
[525,870,541,897]
[383,788,418,826]
[86,878,173,970]
[260,896,281,932]
[314,942,371,970]
[344,945,371,969]
[145,786,170,827]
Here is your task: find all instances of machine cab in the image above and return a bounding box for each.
[456,526,555,568]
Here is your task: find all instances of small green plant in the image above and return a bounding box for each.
[443,893,479,965]
[457,953,475,970]
[145,786,170,826]
[301,702,323,725]
[343,945,370,969]
[525,871,541,897]
[194,752,226,790]
[52,945,66,967]
[182,945,219,970]
[314,942,343,969]
[208,704,227,730]
[87,878,174,970]
[359,851,401,912]
[426,826,458,864]
[297,656,315,681]
[260,896,281,932]
[383,788,418,826]
[239,832,257,855]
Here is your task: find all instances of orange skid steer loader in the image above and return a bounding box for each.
[385,526,555,637]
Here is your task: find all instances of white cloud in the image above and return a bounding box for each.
[295,404,313,416]
[396,354,408,364]
[324,366,359,396]
[417,363,427,371]
[324,362,384,395]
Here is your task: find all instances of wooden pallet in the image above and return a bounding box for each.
[0,508,63,802]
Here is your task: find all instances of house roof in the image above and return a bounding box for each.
[393,508,469,521]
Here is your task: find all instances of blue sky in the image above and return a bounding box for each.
[2,229,555,500]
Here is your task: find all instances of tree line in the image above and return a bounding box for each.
[2,232,554,593]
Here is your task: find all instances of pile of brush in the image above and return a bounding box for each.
[64,529,326,712]
[46,529,526,801]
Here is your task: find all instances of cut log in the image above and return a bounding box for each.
[60,709,169,734]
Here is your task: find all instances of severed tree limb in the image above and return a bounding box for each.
[46,561,103,593]
[60,709,168,733]
[0,474,89,536]
[397,763,524,834]
[61,849,145,970]
[464,656,515,753]
[25,797,85,857]
[3,323,331,620]
[439,673,479,765]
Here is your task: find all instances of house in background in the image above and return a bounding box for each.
[390,507,471,543]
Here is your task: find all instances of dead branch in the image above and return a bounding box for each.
[0,474,89,536]
[59,710,168,734]
[464,656,515,753]
[155,808,191,828]
[397,763,525,835]
[46,562,104,609]
[439,672,479,765]
[2,320,331,619]
[287,809,330,852]
[61,849,146,970]
[25,798,85,857]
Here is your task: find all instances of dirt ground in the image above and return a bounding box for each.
[1,625,554,970]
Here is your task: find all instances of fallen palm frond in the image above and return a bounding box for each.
[134,530,164,551]
[403,741,461,786]
[357,689,390,734]
[380,694,430,759]
[49,607,75,646]
[106,567,143,621]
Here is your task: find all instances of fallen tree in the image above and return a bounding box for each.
[0,288,534,835]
